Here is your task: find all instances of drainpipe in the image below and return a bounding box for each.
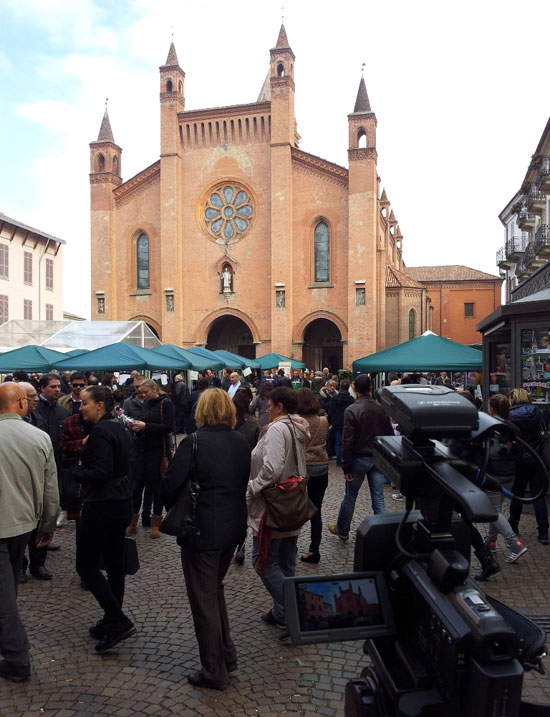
[37,239,51,320]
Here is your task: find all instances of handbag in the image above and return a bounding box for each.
[262,421,317,532]
[159,398,174,476]
[159,433,201,538]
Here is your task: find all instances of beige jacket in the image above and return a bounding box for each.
[246,414,309,537]
[303,414,329,465]
[0,414,59,539]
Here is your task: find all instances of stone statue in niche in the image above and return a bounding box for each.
[220,264,233,293]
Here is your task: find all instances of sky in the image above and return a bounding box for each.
[1,0,549,318]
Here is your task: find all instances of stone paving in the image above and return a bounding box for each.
[2,463,550,716]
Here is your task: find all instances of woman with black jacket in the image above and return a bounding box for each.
[71,386,135,654]
[161,388,251,691]
[129,378,174,538]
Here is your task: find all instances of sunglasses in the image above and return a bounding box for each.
[72,383,85,388]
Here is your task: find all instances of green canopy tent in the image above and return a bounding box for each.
[256,353,306,370]
[186,346,229,370]
[0,345,68,373]
[213,349,260,370]
[64,349,90,358]
[151,344,223,371]
[52,342,188,372]
[351,332,483,373]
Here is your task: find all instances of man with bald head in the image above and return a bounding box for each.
[0,383,59,683]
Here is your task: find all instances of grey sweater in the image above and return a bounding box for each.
[0,414,59,539]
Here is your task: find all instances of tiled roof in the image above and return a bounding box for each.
[165,41,179,66]
[0,212,65,244]
[386,265,425,289]
[275,23,289,49]
[405,265,501,282]
[96,109,114,143]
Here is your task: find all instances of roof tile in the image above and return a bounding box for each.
[405,265,501,282]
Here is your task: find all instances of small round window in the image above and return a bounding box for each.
[203,183,254,244]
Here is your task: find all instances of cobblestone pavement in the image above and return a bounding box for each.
[3,462,550,716]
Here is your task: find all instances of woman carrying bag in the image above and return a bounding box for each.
[71,386,135,654]
[161,388,250,691]
[247,387,310,629]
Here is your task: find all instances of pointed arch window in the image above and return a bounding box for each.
[408,309,416,340]
[314,221,330,283]
[136,233,150,289]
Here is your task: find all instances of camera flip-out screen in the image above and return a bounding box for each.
[283,572,395,645]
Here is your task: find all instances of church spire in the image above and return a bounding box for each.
[275,23,290,49]
[353,75,371,113]
[165,41,179,66]
[97,107,115,143]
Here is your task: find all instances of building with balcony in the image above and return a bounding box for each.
[479,117,550,409]
[0,212,65,326]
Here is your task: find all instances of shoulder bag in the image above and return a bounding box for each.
[159,398,175,476]
[262,421,317,532]
[159,433,201,538]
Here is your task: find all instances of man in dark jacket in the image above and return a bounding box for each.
[328,380,354,466]
[328,374,393,541]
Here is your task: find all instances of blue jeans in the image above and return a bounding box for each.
[252,536,297,621]
[336,456,386,537]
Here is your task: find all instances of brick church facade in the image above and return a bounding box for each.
[89,26,429,370]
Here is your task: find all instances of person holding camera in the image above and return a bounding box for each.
[328,374,393,542]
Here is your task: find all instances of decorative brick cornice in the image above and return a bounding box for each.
[179,101,270,122]
[348,148,377,162]
[113,161,160,202]
[291,147,348,185]
[89,173,122,186]
[160,93,184,106]
[89,140,122,151]
[270,77,295,91]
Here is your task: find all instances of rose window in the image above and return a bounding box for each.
[203,184,253,243]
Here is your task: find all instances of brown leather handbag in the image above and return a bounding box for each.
[262,421,317,532]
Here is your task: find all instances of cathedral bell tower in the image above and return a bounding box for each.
[269,24,296,356]
[347,73,381,355]
[89,108,122,319]
[159,42,184,341]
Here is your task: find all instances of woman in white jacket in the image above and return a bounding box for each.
[247,387,309,629]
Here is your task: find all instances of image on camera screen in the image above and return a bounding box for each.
[296,577,383,632]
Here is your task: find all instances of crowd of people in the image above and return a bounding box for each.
[0,364,548,690]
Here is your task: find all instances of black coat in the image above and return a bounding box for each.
[185,388,205,434]
[35,397,69,468]
[70,415,131,503]
[135,395,174,482]
[161,425,251,551]
[328,390,355,429]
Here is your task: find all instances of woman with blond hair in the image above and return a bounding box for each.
[161,388,250,690]
[128,377,174,538]
[508,388,549,544]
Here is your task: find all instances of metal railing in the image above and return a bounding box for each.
[496,246,506,265]
[506,233,528,256]
[533,224,550,254]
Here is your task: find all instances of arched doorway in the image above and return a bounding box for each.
[206,315,255,359]
[302,318,342,372]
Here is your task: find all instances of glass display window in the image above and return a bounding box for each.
[520,327,550,404]
[489,338,512,396]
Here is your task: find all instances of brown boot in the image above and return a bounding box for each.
[150,515,162,539]
[126,514,139,537]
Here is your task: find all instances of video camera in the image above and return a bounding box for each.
[284,385,548,716]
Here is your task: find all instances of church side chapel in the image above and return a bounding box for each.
[89,24,428,370]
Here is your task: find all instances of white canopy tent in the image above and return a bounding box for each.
[0,320,161,353]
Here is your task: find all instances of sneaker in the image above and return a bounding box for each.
[94,620,136,653]
[505,538,528,564]
[0,660,30,683]
[261,611,286,629]
[392,492,405,501]
[327,524,349,542]
[484,536,497,554]
[56,510,68,528]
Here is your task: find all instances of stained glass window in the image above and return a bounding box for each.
[204,184,253,242]
[408,309,416,340]
[137,234,150,289]
[314,221,330,283]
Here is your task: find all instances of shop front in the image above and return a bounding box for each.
[477,291,550,413]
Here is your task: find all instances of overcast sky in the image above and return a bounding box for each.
[1,0,549,318]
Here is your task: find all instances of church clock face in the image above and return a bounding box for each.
[202,182,254,245]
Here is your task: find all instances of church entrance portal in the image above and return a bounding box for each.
[302,319,342,372]
[206,315,256,359]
